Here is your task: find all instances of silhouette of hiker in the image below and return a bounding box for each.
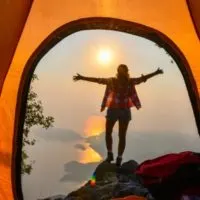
[73,64,163,166]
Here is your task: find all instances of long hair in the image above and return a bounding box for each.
[116,64,130,86]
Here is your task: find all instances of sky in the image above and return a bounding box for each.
[21,30,199,200]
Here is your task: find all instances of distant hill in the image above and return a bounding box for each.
[33,127,83,142]
[60,161,99,182]
[85,131,200,163]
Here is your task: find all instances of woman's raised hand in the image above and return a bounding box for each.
[73,73,83,81]
[156,67,164,74]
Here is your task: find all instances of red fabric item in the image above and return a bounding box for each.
[182,186,200,195]
[112,195,147,200]
[135,151,200,185]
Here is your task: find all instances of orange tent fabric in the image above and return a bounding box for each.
[112,195,147,200]
[0,0,199,199]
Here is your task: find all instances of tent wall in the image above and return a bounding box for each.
[0,1,33,199]
[0,1,33,94]
[187,0,200,39]
[0,0,199,199]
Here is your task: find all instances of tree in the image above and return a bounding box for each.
[21,74,54,175]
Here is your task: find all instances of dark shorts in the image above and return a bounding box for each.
[106,108,132,122]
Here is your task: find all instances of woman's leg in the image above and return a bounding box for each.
[118,120,130,157]
[105,108,118,162]
[105,118,117,153]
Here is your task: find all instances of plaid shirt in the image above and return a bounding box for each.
[96,76,147,109]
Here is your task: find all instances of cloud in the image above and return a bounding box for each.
[33,127,83,142]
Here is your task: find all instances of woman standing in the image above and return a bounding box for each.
[73,64,163,166]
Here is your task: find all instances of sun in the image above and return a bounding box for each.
[97,48,113,65]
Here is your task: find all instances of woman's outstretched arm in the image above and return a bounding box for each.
[133,68,164,85]
[73,73,110,84]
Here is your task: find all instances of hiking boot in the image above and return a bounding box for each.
[116,156,122,167]
[105,152,114,163]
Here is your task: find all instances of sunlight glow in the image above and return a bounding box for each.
[79,147,102,164]
[97,48,113,65]
[84,116,105,137]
